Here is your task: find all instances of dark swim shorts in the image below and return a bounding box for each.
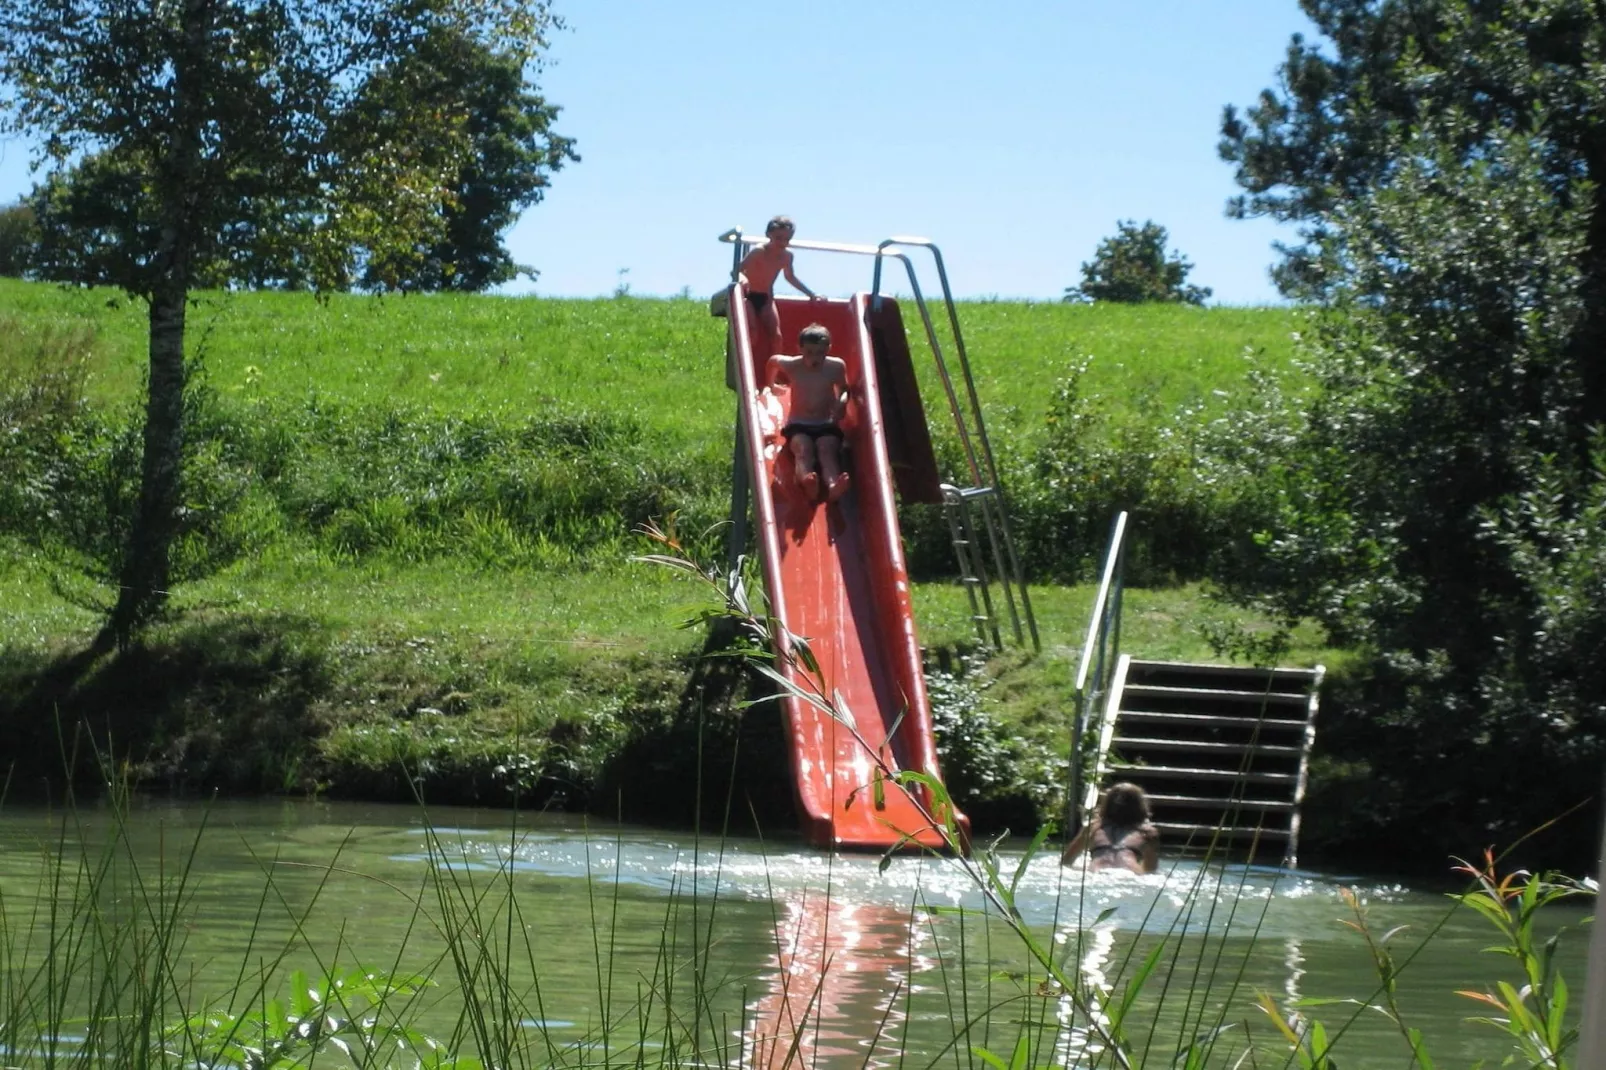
[782,421,843,443]
[746,291,771,313]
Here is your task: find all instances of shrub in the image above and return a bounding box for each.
[0,337,263,606]
[1016,353,1292,584]
[927,652,1060,830]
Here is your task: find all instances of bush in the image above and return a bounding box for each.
[1007,353,1293,584]
[232,399,731,566]
[0,334,264,604]
[927,652,1061,830]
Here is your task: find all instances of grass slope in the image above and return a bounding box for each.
[0,279,1303,438]
[0,279,1328,830]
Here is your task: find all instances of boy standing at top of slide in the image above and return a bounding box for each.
[738,216,820,356]
[768,323,851,503]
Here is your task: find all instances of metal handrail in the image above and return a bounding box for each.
[1068,511,1129,834]
[871,238,1038,650]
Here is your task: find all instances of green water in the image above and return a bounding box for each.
[0,798,1588,1067]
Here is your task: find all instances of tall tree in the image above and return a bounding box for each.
[360,26,577,291]
[1064,220,1211,305]
[0,0,563,645]
[1220,0,1606,431]
[1217,0,1606,866]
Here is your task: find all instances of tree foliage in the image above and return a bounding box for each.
[359,25,577,291]
[0,0,565,644]
[1217,0,1606,868]
[0,201,37,277]
[1064,220,1211,305]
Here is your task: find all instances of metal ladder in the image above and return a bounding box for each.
[871,240,1037,652]
[718,228,1039,651]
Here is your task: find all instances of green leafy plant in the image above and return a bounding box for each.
[1452,852,1592,1068]
[1064,220,1212,306]
[1216,0,1606,873]
[165,967,463,1069]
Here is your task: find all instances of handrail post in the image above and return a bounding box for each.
[1068,511,1129,837]
[875,237,1037,650]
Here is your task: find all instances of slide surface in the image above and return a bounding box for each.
[730,290,965,851]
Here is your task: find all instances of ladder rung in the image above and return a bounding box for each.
[1128,660,1321,683]
[1123,685,1309,706]
[1146,794,1295,812]
[941,484,997,503]
[1154,822,1291,839]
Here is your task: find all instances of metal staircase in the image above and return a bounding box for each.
[1069,512,1324,868]
[1088,658,1324,866]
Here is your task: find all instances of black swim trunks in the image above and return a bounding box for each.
[782,421,843,443]
[746,291,771,313]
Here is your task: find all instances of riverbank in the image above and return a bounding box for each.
[1,280,1340,840]
[0,533,1334,834]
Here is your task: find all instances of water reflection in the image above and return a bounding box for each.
[747,893,920,1069]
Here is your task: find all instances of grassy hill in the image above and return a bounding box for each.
[1,279,1303,437]
[0,279,1326,830]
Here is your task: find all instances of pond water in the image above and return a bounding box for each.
[0,798,1588,1067]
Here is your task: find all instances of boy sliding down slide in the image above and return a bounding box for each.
[767,323,851,503]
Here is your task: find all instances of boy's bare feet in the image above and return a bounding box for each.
[798,470,820,499]
[827,472,851,502]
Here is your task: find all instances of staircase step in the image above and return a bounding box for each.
[1112,737,1304,757]
[1122,684,1309,707]
[1119,710,1309,731]
[1146,794,1295,812]
[1093,658,1323,866]
[1126,660,1320,685]
[1107,764,1296,784]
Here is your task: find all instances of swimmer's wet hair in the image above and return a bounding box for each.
[799,323,830,346]
[766,215,795,235]
[1102,782,1152,827]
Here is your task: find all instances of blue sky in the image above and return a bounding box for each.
[0,1,1317,304]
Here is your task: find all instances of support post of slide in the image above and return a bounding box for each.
[727,409,749,576]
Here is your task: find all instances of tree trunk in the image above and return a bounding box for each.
[101,284,188,645]
[97,0,209,649]
[1578,140,1606,440]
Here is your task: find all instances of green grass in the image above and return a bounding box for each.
[1,530,1339,826]
[911,300,1306,443]
[0,279,1304,444]
[0,537,715,807]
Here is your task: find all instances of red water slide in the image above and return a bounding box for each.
[729,289,967,851]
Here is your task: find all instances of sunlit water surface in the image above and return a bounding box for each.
[0,799,1586,1067]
